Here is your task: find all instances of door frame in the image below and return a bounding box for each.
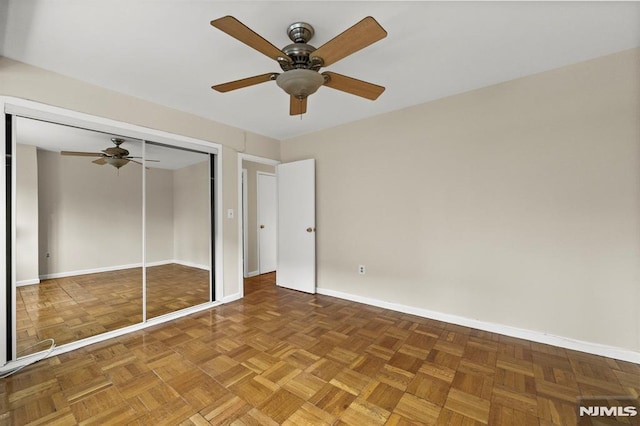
[256,171,277,274]
[237,153,280,297]
[241,168,249,278]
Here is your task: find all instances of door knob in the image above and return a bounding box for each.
[260,225,265,229]
[306,227,315,233]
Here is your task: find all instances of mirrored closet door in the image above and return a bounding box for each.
[12,117,216,358]
[144,142,211,319]
[14,117,144,356]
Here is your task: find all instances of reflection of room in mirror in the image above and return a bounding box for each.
[145,142,211,320]
[13,118,212,356]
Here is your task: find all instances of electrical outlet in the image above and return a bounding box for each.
[358,265,366,275]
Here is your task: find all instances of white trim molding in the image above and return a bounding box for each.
[242,168,249,278]
[37,259,211,281]
[16,279,40,287]
[40,262,145,280]
[240,154,280,166]
[172,260,210,271]
[317,287,640,364]
[222,293,242,304]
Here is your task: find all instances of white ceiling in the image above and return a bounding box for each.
[2,1,639,140]
[16,117,209,170]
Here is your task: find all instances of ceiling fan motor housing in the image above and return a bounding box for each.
[104,138,129,157]
[279,22,323,71]
[281,42,319,70]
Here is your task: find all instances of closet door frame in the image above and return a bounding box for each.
[0,97,223,369]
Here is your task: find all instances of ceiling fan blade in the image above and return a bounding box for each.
[126,157,160,162]
[311,16,387,67]
[61,151,102,157]
[211,16,286,61]
[130,160,151,169]
[322,72,385,100]
[212,73,277,93]
[290,96,308,115]
[92,158,107,165]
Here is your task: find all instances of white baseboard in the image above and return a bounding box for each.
[222,293,241,303]
[40,262,143,280]
[39,259,210,280]
[317,287,640,364]
[144,260,174,268]
[172,259,210,271]
[245,270,259,278]
[16,278,40,287]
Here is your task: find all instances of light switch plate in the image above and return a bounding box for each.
[227,209,234,219]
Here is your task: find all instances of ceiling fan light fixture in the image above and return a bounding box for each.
[104,157,130,169]
[276,69,324,98]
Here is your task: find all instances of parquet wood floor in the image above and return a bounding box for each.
[16,264,210,356]
[2,273,638,425]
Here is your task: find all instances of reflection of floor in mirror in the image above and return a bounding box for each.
[15,263,210,355]
[146,264,210,318]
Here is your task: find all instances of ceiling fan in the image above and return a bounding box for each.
[210,16,387,115]
[61,138,159,169]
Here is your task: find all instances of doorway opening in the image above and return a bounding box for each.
[238,155,317,297]
[238,155,279,296]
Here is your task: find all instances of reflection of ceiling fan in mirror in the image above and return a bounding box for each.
[210,16,387,115]
[61,138,159,169]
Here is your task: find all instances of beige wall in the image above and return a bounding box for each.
[145,166,174,263]
[173,160,210,268]
[242,160,276,275]
[1,56,280,299]
[26,149,208,275]
[37,149,144,274]
[281,48,640,352]
[221,146,239,297]
[15,144,39,283]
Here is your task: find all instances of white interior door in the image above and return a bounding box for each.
[257,172,277,274]
[277,159,316,293]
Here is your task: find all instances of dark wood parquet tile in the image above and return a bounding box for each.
[1,272,638,425]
